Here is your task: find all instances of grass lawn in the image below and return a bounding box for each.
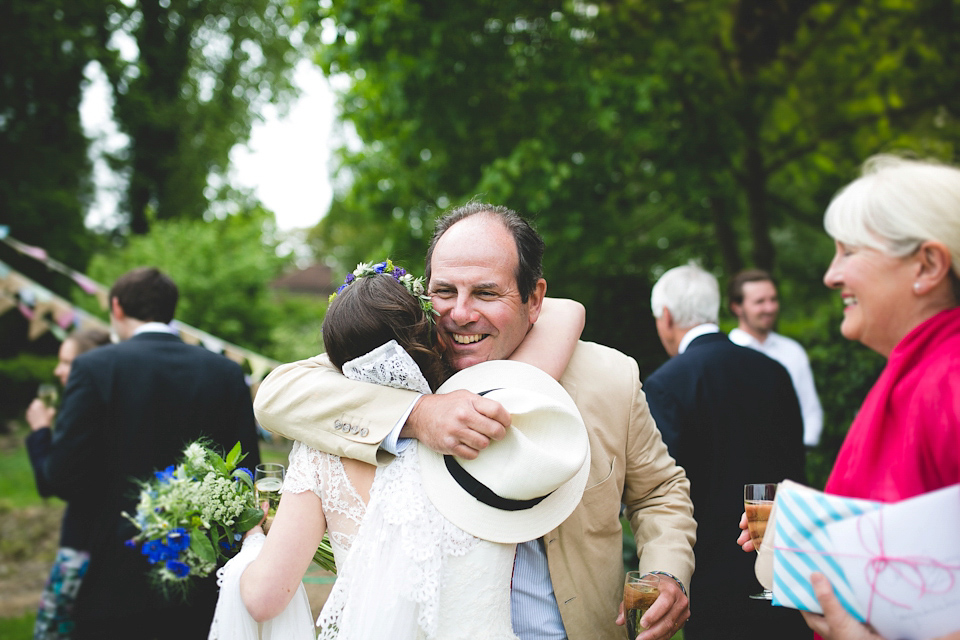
[0,611,35,637]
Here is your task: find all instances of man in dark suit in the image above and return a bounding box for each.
[40,267,261,640]
[644,263,809,640]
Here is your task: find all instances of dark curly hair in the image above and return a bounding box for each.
[322,273,449,391]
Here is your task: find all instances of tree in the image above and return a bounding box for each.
[82,209,289,351]
[307,0,960,374]
[95,0,309,234]
[0,0,105,274]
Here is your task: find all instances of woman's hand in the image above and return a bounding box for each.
[26,399,55,431]
[737,511,756,552]
[801,573,884,640]
[240,500,271,544]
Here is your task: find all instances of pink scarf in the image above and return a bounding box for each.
[825,307,960,502]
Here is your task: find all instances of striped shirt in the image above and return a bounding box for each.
[510,539,567,639]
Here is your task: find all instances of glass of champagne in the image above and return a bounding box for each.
[623,572,660,639]
[254,463,284,529]
[37,383,59,408]
[744,482,777,600]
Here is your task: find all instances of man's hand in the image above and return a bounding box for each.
[737,511,756,552]
[26,399,55,432]
[616,574,690,640]
[801,573,884,640]
[401,391,510,459]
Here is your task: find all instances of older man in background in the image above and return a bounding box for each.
[644,263,809,640]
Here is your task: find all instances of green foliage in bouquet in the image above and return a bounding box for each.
[123,440,264,599]
[314,535,336,574]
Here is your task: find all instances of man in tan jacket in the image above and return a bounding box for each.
[255,203,696,640]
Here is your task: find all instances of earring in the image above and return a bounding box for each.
[913,282,921,292]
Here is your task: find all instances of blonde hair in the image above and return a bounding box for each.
[824,154,960,279]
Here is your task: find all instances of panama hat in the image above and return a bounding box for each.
[419,360,590,544]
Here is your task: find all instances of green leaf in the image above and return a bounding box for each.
[232,468,254,489]
[191,528,217,565]
[235,507,265,533]
[225,441,243,470]
[208,453,229,476]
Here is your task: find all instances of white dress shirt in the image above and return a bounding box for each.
[677,323,719,354]
[729,328,824,446]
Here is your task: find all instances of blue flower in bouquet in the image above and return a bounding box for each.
[166,528,190,552]
[142,539,174,565]
[154,465,175,483]
[122,440,264,599]
[166,560,190,578]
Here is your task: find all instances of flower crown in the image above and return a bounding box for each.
[328,259,439,323]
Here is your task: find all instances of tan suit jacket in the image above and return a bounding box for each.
[254,341,696,640]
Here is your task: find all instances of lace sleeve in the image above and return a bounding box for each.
[282,440,366,563]
[282,440,323,497]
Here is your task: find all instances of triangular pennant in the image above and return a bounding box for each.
[28,316,50,340]
[72,273,103,295]
[0,292,16,317]
[248,355,273,383]
[223,346,246,365]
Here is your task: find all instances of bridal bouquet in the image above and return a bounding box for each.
[123,440,263,598]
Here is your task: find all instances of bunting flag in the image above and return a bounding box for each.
[0,232,281,382]
[0,260,111,340]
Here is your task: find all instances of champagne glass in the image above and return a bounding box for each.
[254,463,285,528]
[37,383,59,408]
[623,572,660,639]
[744,482,777,600]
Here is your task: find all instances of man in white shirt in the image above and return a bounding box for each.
[727,269,824,446]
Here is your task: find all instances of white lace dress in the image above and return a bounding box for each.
[209,341,519,640]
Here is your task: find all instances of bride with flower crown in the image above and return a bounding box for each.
[208,260,589,640]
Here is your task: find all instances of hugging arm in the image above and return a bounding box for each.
[239,490,326,622]
[254,297,585,462]
[509,297,585,380]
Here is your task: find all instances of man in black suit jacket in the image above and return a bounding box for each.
[40,267,261,640]
[644,263,809,640]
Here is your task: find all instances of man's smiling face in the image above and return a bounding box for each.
[428,214,544,371]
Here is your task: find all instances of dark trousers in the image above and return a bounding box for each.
[73,605,215,640]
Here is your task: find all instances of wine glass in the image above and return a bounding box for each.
[623,572,660,639]
[744,482,777,600]
[37,383,59,408]
[254,463,285,530]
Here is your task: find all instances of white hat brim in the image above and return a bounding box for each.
[420,361,590,544]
